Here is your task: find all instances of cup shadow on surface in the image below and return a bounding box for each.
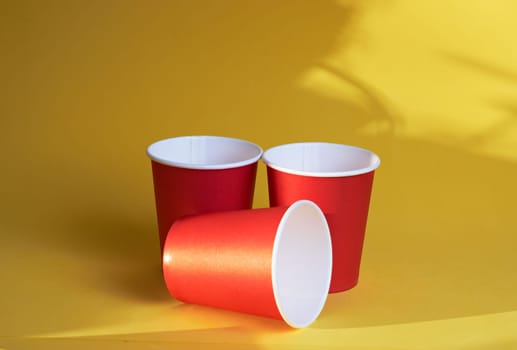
[0,326,265,350]
[314,133,517,329]
[58,211,171,303]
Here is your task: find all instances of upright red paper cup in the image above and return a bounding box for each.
[147,136,262,252]
[262,142,380,293]
[163,200,333,328]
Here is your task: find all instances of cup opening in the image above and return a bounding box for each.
[272,200,332,328]
[263,142,380,177]
[147,136,263,169]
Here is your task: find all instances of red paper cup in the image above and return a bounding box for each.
[163,200,332,328]
[262,142,380,293]
[147,136,262,252]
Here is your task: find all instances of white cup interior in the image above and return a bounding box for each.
[272,200,332,328]
[263,142,380,177]
[147,136,263,169]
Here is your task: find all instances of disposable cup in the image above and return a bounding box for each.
[262,142,380,293]
[147,136,262,251]
[162,200,333,328]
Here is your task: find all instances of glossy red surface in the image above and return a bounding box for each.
[162,207,287,320]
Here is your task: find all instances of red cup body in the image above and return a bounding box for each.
[151,161,258,251]
[162,201,333,328]
[266,168,375,293]
[164,207,284,319]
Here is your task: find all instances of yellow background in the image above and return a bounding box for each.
[1,1,517,348]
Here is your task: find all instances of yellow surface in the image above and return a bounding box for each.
[1,1,517,348]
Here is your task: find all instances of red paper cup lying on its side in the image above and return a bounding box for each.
[163,200,333,328]
[263,142,380,293]
[147,136,262,252]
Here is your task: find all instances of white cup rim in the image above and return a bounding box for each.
[263,142,380,177]
[147,135,263,170]
[272,200,332,328]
